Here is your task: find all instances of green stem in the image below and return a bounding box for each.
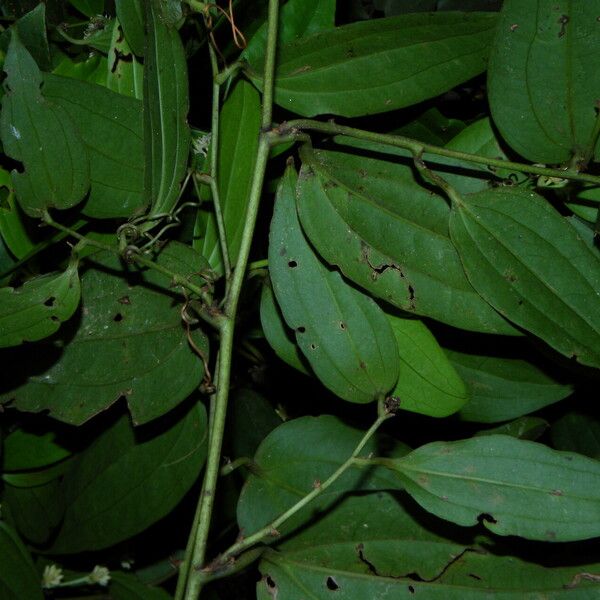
[42,213,220,329]
[248,258,268,270]
[283,119,600,186]
[178,2,280,598]
[201,410,393,578]
[207,43,232,282]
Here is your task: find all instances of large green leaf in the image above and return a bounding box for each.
[50,402,207,553]
[3,428,70,472]
[297,147,514,334]
[0,522,43,600]
[257,491,600,599]
[449,188,600,369]
[42,73,145,218]
[247,12,497,117]
[488,0,600,163]
[0,260,80,348]
[0,33,90,217]
[237,415,408,537]
[386,313,468,417]
[197,79,260,274]
[0,168,36,260]
[259,278,309,375]
[14,3,50,70]
[143,0,191,219]
[243,0,336,66]
[390,435,600,541]
[1,243,208,425]
[551,413,600,460]
[269,166,399,404]
[450,350,573,423]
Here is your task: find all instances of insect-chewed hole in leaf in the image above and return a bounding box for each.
[296,326,306,333]
[469,573,482,580]
[339,322,346,330]
[287,260,298,268]
[113,312,124,322]
[265,575,277,590]
[408,585,415,594]
[50,315,60,322]
[44,296,56,307]
[310,343,317,350]
[326,576,339,591]
[477,512,498,525]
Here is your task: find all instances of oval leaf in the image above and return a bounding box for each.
[297,147,515,334]
[0,32,89,216]
[451,350,573,423]
[269,166,399,403]
[1,243,208,425]
[387,313,468,417]
[50,402,207,553]
[0,260,80,348]
[488,0,600,163]
[551,412,600,460]
[391,435,600,541]
[115,0,144,57]
[247,12,498,117]
[0,522,43,600]
[449,188,600,369]
[42,73,145,218]
[143,0,191,218]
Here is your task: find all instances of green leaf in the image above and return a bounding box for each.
[297,146,514,334]
[449,188,600,369]
[257,491,600,599]
[0,33,90,217]
[3,429,70,471]
[260,278,309,375]
[50,402,207,553]
[451,350,573,423]
[390,435,600,541]
[269,166,399,404]
[395,107,466,146]
[474,416,549,440]
[42,73,145,219]
[0,260,80,348]
[197,80,260,274]
[1,243,208,425]
[387,313,468,417]
[551,413,600,460]
[3,478,65,546]
[107,19,143,99]
[14,4,51,70]
[57,16,115,54]
[52,51,107,85]
[0,167,36,259]
[144,0,191,218]
[243,0,336,66]
[115,0,144,57]
[110,572,172,600]
[0,522,43,600]
[237,415,408,537]
[247,12,498,117]
[488,0,600,163]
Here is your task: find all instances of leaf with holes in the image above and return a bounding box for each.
[257,491,600,599]
[197,79,260,274]
[0,32,90,217]
[0,242,208,425]
[50,401,207,553]
[269,166,399,404]
[450,350,573,423]
[115,0,144,57]
[449,187,600,369]
[143,0,191,219]
[42,73,145,218]
[107,18,143,99]
[247,12,497,117]
[237,415,408,537]
[386,313,468,417]
[0,259,80,348]
[388,435,600,541]
[0,522,43,600]
[297,146,514,334]
[488,0,600,163]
